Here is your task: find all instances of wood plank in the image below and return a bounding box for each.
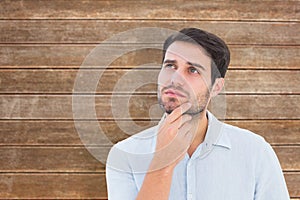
[0,95,300,119]
[274,147,300,171]
[0,173,107,199]
[226,120,300,145]
[221,95,300,120]
[285,172,300,198]
[0,95,299,120]
[0,146,298,172]
[0,1,298,21]
[0,120,151,145]
[0,120,299,146]
[224,70,300,94]
[0,45,299,69]
[1,21,298,45]
[0,172,298,198]
[0,147,105,172]
[0,69,299,94]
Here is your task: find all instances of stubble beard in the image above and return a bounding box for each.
[157,87,211,116]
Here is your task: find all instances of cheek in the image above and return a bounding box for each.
[157,69,171,86]
[202,71,212,87]
[188,79,210,97]
[196,74,211,90]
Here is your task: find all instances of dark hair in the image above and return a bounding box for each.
[162,28,230,84]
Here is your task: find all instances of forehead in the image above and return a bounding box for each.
[165,41,212,69]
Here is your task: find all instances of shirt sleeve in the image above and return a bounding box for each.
[254,141,290,199]
[106,145,138,200]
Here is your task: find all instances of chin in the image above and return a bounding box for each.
[185,108,205,116]
[164,104,179,114]
[158,95,187,114]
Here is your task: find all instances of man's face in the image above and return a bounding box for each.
[157,41,213,115]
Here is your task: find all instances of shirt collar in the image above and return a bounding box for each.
[157,111,231,159]
[195,111,231,159]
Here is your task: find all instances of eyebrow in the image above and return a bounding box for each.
[163,59,206,71]
[187,61,206,71]
[163,59,176,65]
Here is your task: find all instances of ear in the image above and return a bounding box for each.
[211,78,224,97]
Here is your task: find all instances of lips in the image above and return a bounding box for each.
[164,89,187,98]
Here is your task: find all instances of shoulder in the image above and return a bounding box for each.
[221,122,270,151]
[218,122,279,169]
[112,125,158,153]
[219,124,288,198]
[107,125,158,173]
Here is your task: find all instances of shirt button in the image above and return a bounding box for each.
[188,193,192,199]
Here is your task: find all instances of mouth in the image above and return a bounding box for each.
[164,89,187,98]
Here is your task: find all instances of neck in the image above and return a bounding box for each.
[187,111,208,157]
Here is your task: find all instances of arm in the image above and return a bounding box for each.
[136,165,175,200]
[254,142,290,200]
[106,165,138,199]
[106,146,138,200]
[106,103,193,200]
[136,103,193,200]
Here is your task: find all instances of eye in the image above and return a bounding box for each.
[188,67,200,74]
[164,63,176,69]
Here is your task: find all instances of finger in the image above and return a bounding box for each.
[178,123,195,147]
[157,113,167,129]
[178,122,192,136]
[177,114,192,129]
[185,131,194,144]
[164,114,192,135]
[167,102,191,123]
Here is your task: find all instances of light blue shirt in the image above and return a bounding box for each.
[106,111,290,200]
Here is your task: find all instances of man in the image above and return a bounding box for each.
[106,28,290,199]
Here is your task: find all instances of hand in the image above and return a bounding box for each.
[149,103,194,172]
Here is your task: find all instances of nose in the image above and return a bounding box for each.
[171,70,185,87]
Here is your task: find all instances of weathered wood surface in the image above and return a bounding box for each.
[285,172,300,198]
[286,172,300,198]
[1,69,299,94]
[1,45,299,68]
[1,95,299,120]
[0,120,299,145]
[0,173,107,199]
[0,146,298,172]
[1,21,298,45]
[1,1,299,21]
[0,173,298,198]
[0,0,298,198]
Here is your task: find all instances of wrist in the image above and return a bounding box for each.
[148,157,176,176]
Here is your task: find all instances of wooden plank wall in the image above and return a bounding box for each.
[0,0,299,199]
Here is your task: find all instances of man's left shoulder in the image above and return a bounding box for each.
[221,122,269,149]
[112,125,158,154]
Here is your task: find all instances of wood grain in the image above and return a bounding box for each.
[285,172,300,198]
[0,172,298,198]
[274,147,300,171]
[0,147,105,172]
[0,120,299,145]
[1,20,298,45]
[1,95,299,120]
[0,173,107,199]
[0,69,299,94]
[0,146,298,172]
[1,1,298,21]
[226,120,300,145]
[0,45,299,68]
[0,0,298,197]
[0,120,147,146]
